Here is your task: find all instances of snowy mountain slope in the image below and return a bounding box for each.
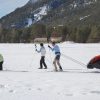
[41,0,99,26]
[0,43,100,100]
[0,0,99,28]
[33,5,49,22]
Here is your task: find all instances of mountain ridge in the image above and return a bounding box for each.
[0,0,99,29]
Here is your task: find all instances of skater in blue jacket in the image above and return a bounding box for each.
[48,41,63,71]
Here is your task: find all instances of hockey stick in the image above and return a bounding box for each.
[29,44,37,68]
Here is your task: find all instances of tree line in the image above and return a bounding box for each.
[0,24,100,43]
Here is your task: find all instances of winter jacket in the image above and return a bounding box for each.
[50,45,61,56]
[87,55,100,69]
[36,46,46,56]
[0,54,4,62]
[89,55,100,64]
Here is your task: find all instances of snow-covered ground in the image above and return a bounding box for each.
[0,42,100,100]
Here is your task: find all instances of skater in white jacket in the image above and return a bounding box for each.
[36,43,47,69]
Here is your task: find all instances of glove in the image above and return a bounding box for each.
[48,45,51,48]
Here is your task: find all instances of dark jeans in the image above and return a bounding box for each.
[40,56,47,69]
[0,61,3,70]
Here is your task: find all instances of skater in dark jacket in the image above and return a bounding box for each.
[48,41,63,71]
[0,53,4,70]
[36,43,47,69]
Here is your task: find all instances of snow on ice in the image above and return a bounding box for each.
[0,42,100,100]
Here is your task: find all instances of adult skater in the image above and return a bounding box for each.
[0,53,4,70]
[48,41,63,71]
[36,43,47,69]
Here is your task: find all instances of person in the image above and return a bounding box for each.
[48,41,63,71]
[87,55,100,69]
[36,43,47,69]
[0,53,4,70]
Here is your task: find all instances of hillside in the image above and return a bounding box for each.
[41,0,100,26]
[0,0,100,43]
[0,0,99,28]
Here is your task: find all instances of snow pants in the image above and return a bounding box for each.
[0,61,3,70]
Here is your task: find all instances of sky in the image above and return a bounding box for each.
[0,0,29,18]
